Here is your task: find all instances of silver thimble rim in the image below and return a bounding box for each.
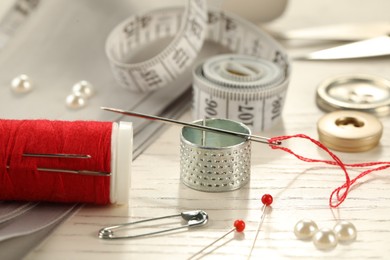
[180,118,251,150]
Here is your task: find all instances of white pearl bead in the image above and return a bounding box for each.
[72,80,94,99]
[334,221,357,242]
[11,74,32,93]
[294,219,318,240]
[66,93,86,109]
[312,228,338,250]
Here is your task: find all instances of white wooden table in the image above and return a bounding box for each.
[25,0,390,259]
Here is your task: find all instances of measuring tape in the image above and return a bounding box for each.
[193,54,288,132]
[106,0,208,92]
[106,0,290,130]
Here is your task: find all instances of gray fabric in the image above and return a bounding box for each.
[0,203,79,260]
[0,202,38,224]
[0,203,77,242]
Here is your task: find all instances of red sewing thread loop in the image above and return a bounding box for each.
[269,134,390,208]
[0,119,113,204]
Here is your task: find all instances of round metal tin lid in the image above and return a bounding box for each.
[316,74,390,116]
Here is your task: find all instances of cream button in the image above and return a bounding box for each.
[317,110,383,152]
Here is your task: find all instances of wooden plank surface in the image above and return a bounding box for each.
[25,0,390,259]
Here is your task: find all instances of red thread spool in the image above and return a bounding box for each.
[0,119,132,204]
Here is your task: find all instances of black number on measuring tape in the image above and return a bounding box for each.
[271,96,283,120]
[123,20,137,35]
[204,98,218,118]
[140,16,152,28]
[207,12,219,24]
[140,69,163,87]
[238,105,254,126]
[250,39,263,56]
[273,51,288,73]
[124,16,151,36]
[172,48,190,69]
[190,19,203,39]
[16,0,39,15]
[225,18,237,31]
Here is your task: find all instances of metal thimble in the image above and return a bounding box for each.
[180,119,251,192]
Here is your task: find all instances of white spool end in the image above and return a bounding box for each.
[110,121,133,204]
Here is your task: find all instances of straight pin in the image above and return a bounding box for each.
[248,194,273,259]
[101,107,281,145]
[189,220,246,260]
[201,119,206,146]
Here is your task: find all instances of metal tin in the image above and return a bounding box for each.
[316,74,390,116]
[317,110,383,152]
[180,119,251,192]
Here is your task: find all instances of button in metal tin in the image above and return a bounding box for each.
[317,110,383,152]
[316,74,390,116]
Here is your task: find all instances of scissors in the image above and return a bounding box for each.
[272,22,390,60]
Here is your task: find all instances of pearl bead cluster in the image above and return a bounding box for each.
[66,80,95,109]
[294,219,357,250]
[11,74,33,94]
[11,75,95,109]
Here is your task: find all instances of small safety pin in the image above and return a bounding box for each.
[98,210,208,239]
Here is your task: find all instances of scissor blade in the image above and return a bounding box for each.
[273,22,390,41]
[295,35,390,60]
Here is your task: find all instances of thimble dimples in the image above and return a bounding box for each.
[180,119,251,192]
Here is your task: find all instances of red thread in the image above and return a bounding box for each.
[0,119,113,204]
[269,134,390,208]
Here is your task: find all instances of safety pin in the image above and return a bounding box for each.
[98,210,208,239]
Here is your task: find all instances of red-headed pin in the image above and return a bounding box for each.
[189,220,246,259]
[248,194,273,259]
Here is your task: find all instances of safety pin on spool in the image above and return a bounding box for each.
[5,152,111,176]
[98,210,208,239]
[101,107,281,145]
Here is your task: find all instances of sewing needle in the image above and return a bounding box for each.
[23,153,91,159]
[101,107,281,145]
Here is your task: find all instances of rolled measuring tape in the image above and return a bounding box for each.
[193,54,288,132]
[106,0,207,92]
[105,0,290,95]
